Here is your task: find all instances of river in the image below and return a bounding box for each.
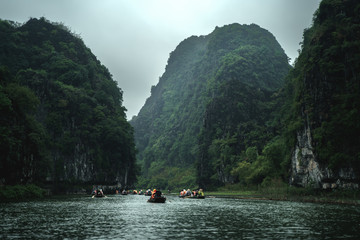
[1,194,359,239]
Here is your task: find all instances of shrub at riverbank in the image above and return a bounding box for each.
[0,184,46,202]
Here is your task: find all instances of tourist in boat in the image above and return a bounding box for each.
[198,189,204,197]
[151,189,157,198]
[179,189,187,197]
[156,189,162,197]
[98,189,105,197]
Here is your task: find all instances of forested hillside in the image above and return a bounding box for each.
[199,0,360,189]
[2,0,358,193]
[133,0,360,191]
[0,18,137,190]
[131,23,290,189]
[286,0,360,188]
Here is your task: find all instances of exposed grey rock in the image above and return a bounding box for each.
[290,122,358,189]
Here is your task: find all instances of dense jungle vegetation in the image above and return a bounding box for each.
[131,23,291,190]
[0,18,137,189]
[1,0,359,193]
[133,0,360,190]
[285,0,360,172]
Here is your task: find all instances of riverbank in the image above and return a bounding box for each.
[0,184,47,202]
[206,184,360,205]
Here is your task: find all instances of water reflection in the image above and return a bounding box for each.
[1,195,359,239]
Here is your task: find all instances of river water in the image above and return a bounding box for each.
[1,194,359,239]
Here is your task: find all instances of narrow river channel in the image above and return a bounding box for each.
[1,194,359,239]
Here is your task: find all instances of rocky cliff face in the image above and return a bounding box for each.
[290,120,358,189]
[60,143,93,182]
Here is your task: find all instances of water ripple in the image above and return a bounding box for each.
[1,195,359,239]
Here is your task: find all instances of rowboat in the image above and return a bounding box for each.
[147,196,166,203]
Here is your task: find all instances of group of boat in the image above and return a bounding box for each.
[179,189,205,199]
[92,188,205,202]
[91,189,106,198]
[118,189,152,196]
[92,188,166,203]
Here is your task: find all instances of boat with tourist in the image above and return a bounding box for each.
[92,189,105,198]
[147,189,166,203]
[179,189,205,199]
[144,189,152,196]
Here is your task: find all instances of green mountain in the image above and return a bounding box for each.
[133,0,360,191]
[131,23,291,189]
[286,0,360,188]
[3,0,356,192]
[0,18,137,189]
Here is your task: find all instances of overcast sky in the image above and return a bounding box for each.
[0,0,321,119]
